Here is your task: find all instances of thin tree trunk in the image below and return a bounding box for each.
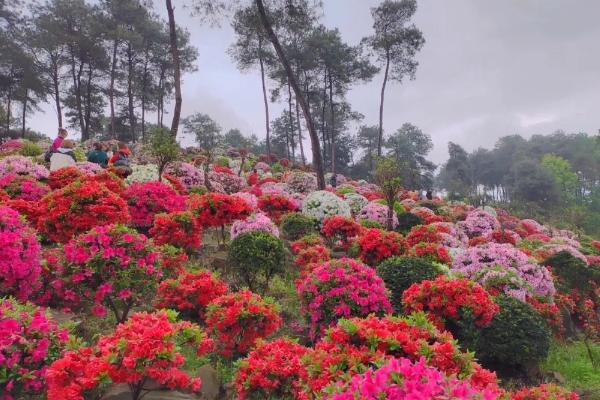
[158,69,165,127]
[321,69,327,166]
[255,0,325,189]
[287,79,294,160]
[166,0,182,138]
[141,47,149,140]
[70,52,85,137]
[83,64,93,141]
[127,43,135,142]
[6,84,11,137]
[51,56,63,129]
[21,90,27,138]
[329,73,335,175]
[377,50,390,156]
[296,95,305,165]
[109,39,118,138]
[258,41,271,161]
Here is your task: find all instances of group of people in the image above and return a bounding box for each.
[46,128,132,176]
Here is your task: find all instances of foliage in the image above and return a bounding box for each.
[395,211,424,234]
[373,156,402,230]
[280,212,316,240]
[149,211,202,253]
[148,127,181,178]
[205,290,282,358]
[510,384,578,400]
[19,140,43,157]
[228,231,285,292]
[183,113,223,151]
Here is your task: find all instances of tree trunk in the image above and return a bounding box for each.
[51,56,63,129]
[329,73,335,175]
[83,64,93,141]
[6,85,11,138]
[320,68,328,167]
[296,95,305,165]
[70,52,85,137]
[109,39,118,138]
[287,79,294,160]
[127,43,135,142]
[21,90,27,138]
[141,47,149,140]
[158,69,165,127]
[258,41,271,161]
[166,0,182,138]
[377,50,390,156]
[255,0,325,189]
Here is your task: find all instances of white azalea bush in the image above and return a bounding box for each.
[125,164,159,184]
[301,190,351,224]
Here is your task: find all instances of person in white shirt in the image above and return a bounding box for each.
[50,139,77,171]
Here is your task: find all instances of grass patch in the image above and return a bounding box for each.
[541,340,600,393]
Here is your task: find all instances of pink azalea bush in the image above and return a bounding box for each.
[76,161,103,175]
[0,174,50,201]
[123,181,186,228]
[296,257,392,339]
[452,243,555,301]
[357,201,398,228]
[165,162,205,190]
[461,210,501,237]
[330,357,500,400]
[209,170,247,194]
[0,206,41,300]
[286,172,317,193]
[0,298,69,399]
[0,155,49,180]
[230,212,279,239]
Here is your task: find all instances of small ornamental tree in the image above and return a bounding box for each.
[148,127,181,181]
[188,192,252,241]
[46,311,213,400]
[0,299,70,399]
[205,290,282,358]
[37,180,130,243]
[280,212,317,240]
[60,224,162,323]
[149,211,202,254]
[258,193,299,224]
[0,205,41,300]
[374,157,402,230]
[321,215,362,249]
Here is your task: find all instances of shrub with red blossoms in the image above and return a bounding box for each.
[408,242,453,264]
[188,192,252,228]
[84,170,126,195]
[290,234,325,255]
[402,276,499,329]
[205,290,282,357]
[0,206,41,300]
[234,338,309,400]
[47,166,84,189]
[330,357,500,400]
[321,215,362,248]
[154,270,228,320]
[37,179,130,243]
[295,245,331,270]
[484,229,521,245]
[258,193,299,223]
[0,298,69,398]
[124,181,186,228]
[46,311,213,400]
[158,244,189,278]
[149,211,202,253]
[0,174,50,201]
[59,224,162,322]
[510,383,578,400]
[1,198,40,226]
[296,258,392,339]
[355,228,406,266]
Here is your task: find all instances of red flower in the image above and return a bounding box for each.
[321,215,362,248]
[290,234,325,255]
[510,383,578,400]
[356,228,406,266]
[150,211,202,253]
[294,245,331,269]
[188,192,251,228]
[257,194,298,224]
[124,181,186,228]
[408,242,452,264]
[48,167,84,189]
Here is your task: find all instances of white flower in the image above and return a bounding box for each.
[302,190,351,223]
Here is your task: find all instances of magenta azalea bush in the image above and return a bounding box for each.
[76,161,103,175]
[230,212,279,239]
[452,242,555,301]
[59,224,162,322]
[461,210,501,237]
[357,201,397,228]
[0,298,69,398]
[0,155,49,180]
[296,257,392,339]
[330,357,498,400]
[165,162,205,190]
[0,206,41,300]
[123,181,186,228]
[0,174,50,201]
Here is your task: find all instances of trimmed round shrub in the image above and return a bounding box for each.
[463,295,551,372]
[396,212,424,234]
[230,212,279,240]
[302,190,351,224]
[19,140,43,157]
[123,181,186,228]
[280,212,316,240]
[376,256,443,311]
[228,231,285,292]
[543,251,600,295]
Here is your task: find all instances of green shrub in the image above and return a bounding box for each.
[19,140,43,157]
[228,231,285,292]
[376,256,443,312]
[419,201,440,213]
[359,219,384,229]
[73,147,86,162]
[375,199,405,215]
[461,295,551,373]
[336,186,356,195]
[280,212,316,240]
[216,156,230,167]
[543,251,600,295]
[395,212,423,234]
[189,185,208,195]
[271,162,283,174]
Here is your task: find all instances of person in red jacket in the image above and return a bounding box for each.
[247,169,259,185]
[108,142,132,177]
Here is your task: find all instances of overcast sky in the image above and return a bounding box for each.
[29,0,600,164]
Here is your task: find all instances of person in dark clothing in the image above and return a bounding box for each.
[426,189,433,200]
[330,174,337,188]
[87,142,108,167]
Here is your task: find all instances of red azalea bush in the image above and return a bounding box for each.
[157,245,189,278]
[408,242,452,264]
[2,198,41,226]
[0,206,41,300]
[356,228,406,266]
[161,173,187,194]
[321,215,362,248]
[402,276,499,329]
[85,170,126,195]
[510,383,578,400]
[48,166,84,189]
[484,229,521,245]
[0,174,50,201]
[188,192,252,227]
[124,181,186,228]
[296,258,393,339]
[0,299,69,398]
[149,211,202,253]
[258,193,299,223]
[205,290,282,357]
[46,311,212,400]
[295,245,331,270]
[155,270,228,320]
[527,297,563,335]
[214,164,234,174]
[37,180,130,243]
[234,338,309,400]
[302,314,500,394]
[405,224,444,247]
[290,234,325,255]
[59,224,162,322]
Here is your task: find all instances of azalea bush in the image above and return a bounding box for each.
[0,174,50,201]
[402,276,499,329]
[59,224,162,322]
[294,245,331,270]
[231,212,279,240]
[0,298,70,399]
[296,257,392,339]
[47,166,84,189]
[321,215,362,248]
[355,228,406,266]
[37,179,130,243]
[290,234,325,255]
[286,172,317,193]
[154,270,228,320]
[510,383,578,400]
[0,155,49,180]
[46,311,212,400]
[302,190,351,224]
[165,162,204,190]
[258,193,299,223]
[357,201,398,228]
[188,192,252,228]
[125,163,159,183]
[149,211,202,253]
[461,210,501,237]
[234,338,309,400]
[343,192,368,215]
[124,181,186,228]
[280,212,316,240]
[407,242,453,264]
[205,290,282,357]
[0,205,41,300]
[84,170,126,195]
